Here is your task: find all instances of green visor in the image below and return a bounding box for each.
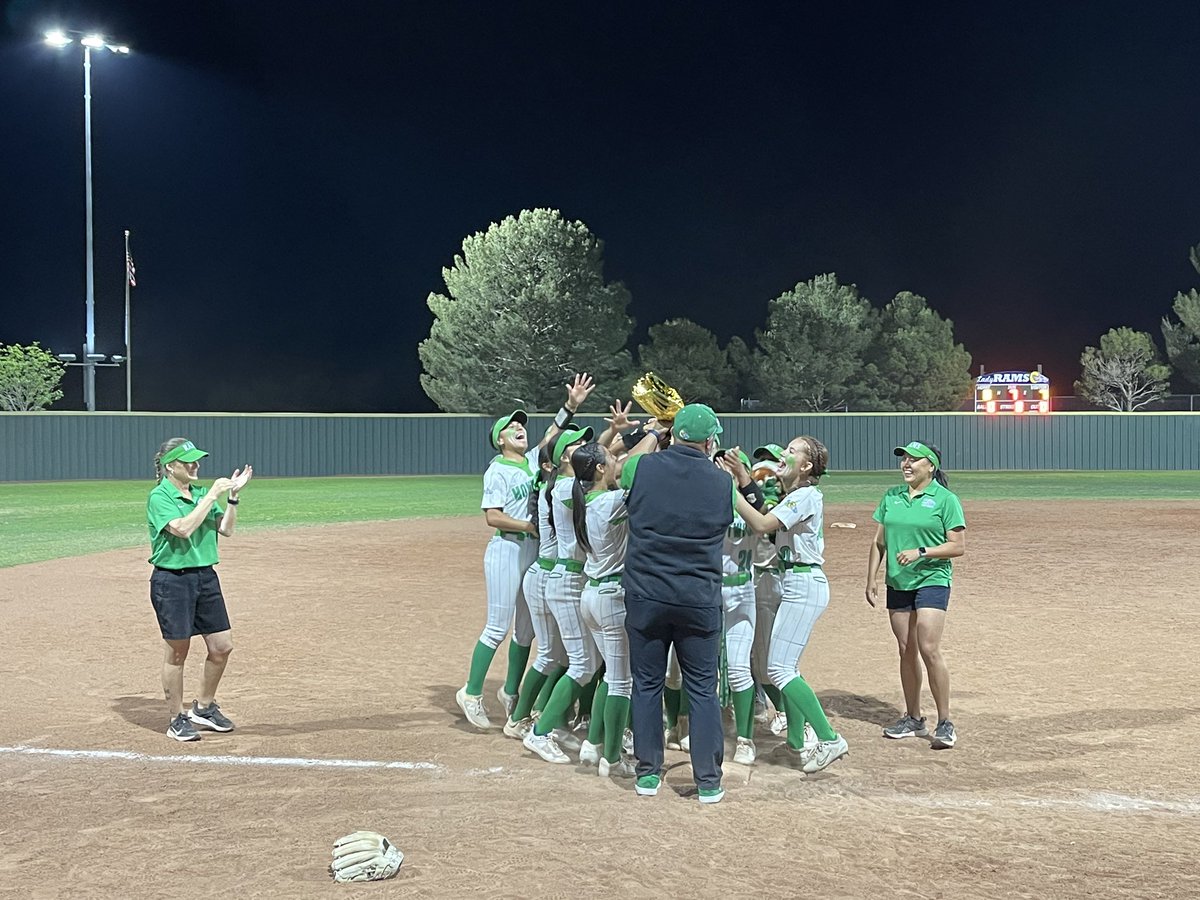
[490,410,529,450]
[894,441,940,471]
[753,443,785,462]
[553,426,594,464]
[160,441,208,465]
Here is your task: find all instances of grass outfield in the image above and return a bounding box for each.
[2,470,1198,569]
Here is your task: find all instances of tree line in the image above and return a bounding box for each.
[421,209,1200,414]
[3,210,1197,411]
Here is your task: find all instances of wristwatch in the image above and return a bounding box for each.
[917,546,927,556]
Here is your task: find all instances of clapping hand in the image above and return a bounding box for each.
[230,465,254,493]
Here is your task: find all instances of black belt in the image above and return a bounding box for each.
[154,565,213,574]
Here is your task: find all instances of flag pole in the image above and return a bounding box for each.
[124,229,132,412]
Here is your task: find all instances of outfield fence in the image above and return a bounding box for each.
[0,411,1197,481]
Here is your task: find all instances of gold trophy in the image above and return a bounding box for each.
[632,372,686,425]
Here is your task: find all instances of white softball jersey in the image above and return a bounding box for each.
[551,476,582,562]
[722,512,756,577]
[480,448,539,522]
[771,485,824,566]
[582,489,628,580]
[535,486,558,560]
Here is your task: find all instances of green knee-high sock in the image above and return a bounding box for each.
[504,642,532,697]
[731,687,756,740]
[679,687,691,717]
[762,682,783,711]
[466,641,498,695]
[533,665,567,715]
[578,666,604,719]
[603,695,631,763]
[781,676,836,746]
[512,667,549,722]
[665,687,682,728]
[534,675,585,737]
[587,680,609,744]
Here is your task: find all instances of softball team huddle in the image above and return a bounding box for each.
[455,375,968,789]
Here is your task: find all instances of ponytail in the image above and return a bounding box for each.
[569,442,608,557]
[924,441,950,487]
[543,468,559,541]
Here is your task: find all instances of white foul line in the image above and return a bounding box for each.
[0,745,442,772]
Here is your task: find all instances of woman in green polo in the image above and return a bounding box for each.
[866,441,965,750]
[147,437,252,742]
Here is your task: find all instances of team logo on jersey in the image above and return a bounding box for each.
[921,498,936,508]
[512,483,531,501]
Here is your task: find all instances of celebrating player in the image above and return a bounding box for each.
[572,441,637,778]
[456,374,595,731]
[723,437,848,774]
[146,438,253,742]
[866,441,966,750]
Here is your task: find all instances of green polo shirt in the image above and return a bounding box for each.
[147,479,223,568]
[872,481,965,591]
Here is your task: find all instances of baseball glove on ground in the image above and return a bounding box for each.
[330,831,403,883]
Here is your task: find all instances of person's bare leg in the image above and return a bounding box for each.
[163,638,191,720]
[197,629,233,708]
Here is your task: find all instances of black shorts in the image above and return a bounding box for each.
[886,585,951,612]
[150,566,231,640]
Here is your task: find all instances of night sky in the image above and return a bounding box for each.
[2,1,1198,412]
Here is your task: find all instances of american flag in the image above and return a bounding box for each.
[126,247,137,287]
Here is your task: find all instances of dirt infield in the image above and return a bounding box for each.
[2,500,1199,899]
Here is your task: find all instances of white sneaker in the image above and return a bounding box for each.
[523,729,570,764]
[456,686,492,730]
[622,728,634,755]
[572,714,590,736]
[768,710,788,736]
[679,734,690,753]
[598,756,637,778]
[503,716,532,740]
[665,726,684,751]
[803,722,818,751]
[496,686,517,719]
[733,737,756,765]
[552,728,582,754]
[801,734,849,774]
[579,740,602,766]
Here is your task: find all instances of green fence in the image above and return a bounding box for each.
[0,411,1196,481]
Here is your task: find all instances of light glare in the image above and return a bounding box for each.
[44,30,72,47]
[81,34,105,48]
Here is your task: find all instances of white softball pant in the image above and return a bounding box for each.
[722,578,756,693]
[523,561,567,675]
[544,567,599,685]
[666,644,681,690]
[478,534,536,650]
[751,568,782,686]
[767,568,830,691]
[581,579,630,698]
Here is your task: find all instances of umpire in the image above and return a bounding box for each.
[619,403,734,803]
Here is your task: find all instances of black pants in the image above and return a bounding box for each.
[625,595,723,790]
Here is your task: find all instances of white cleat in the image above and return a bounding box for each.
[579,740,602,766]
[680,734,690,753]
[523,729,570,764]
[503,716,532,740]
[768,710,788,736]
[552,728,582,754]
[665,726,684,751]
[733,737,757,765]
[802,722,818,752]
[598,756,638,778]
[456,686,492,730]
[801,734,849,774]
[496,686,517,719]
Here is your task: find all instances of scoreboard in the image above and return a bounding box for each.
[975,370,1051,414]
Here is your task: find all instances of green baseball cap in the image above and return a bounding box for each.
[894,440,940,471]
[160,440,208,465]
[490,410,528,450]
[715,448,753,469]
[553,426,594,464]
[753,443,785,462]
[673,403,722,442]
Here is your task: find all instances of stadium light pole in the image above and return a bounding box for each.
[44,29,130,411]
